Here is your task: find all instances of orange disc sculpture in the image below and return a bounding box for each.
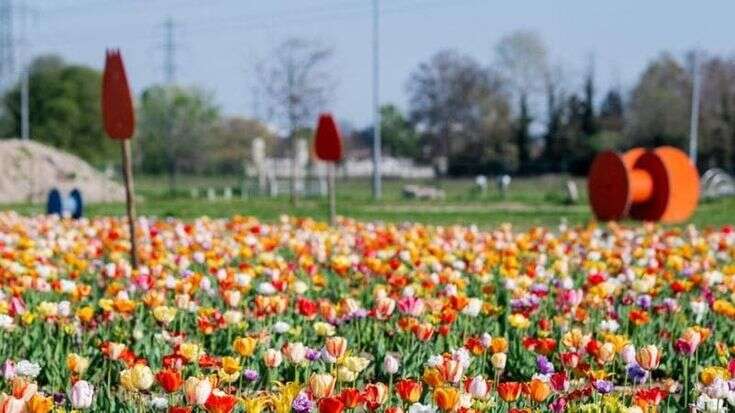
[587,146,699,223]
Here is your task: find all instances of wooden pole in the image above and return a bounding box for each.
[327,162,336,226]
[121,140,138,269]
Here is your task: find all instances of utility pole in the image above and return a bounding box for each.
[0,0,14,92]
[18,0,30,140]
[163,16,177,193]
[689,51,701,165]
[371,0,382,200]
[164,17,176,85]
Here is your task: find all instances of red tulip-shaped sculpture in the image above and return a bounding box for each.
[102,49,139,268]
[313,113,343,225]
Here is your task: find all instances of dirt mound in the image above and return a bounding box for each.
[0,139,125,203]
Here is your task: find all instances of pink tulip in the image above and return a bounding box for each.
[1,360,15,380]
[0,395,25,413]
[397,296,425,316]
[71,380,94,409]
[9,297,25,316]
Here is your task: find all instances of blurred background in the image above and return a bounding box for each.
[0,0,733,227]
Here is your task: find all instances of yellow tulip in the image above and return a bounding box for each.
[66,353,90,375]
[221,356,241,375]
[508,313,530,329]
[27,394,53,413]
[130,364,154,390]
[233,337,257,357]
[314,321,336,337]
[308,373,335,398]
[152,305,177,325]
[179,342,201,362]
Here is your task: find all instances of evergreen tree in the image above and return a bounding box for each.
[516,94,532,170]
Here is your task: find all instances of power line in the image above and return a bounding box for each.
[34,0,484,48]
[37,0,200,15]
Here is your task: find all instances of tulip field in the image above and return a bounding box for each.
[0,208,735,412]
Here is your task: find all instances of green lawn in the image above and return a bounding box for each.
[3,175,733,229]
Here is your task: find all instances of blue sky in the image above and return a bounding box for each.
[23,0,735,128]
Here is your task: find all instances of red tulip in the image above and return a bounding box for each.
[339,388,361,409]
[156,369,183,393]
[318,397,345,413]
[395,379,422,403]
[204,390,237,413]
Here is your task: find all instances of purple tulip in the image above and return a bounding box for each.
[306,348,322,362]
[636,294,652,310]
[627,363,649,384]
[291,392,313,413]
[537,355,555,375]
[243,369,259,382]
[594,379,614,394]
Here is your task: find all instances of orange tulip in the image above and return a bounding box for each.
[524,379,551,403]
[325,337,348,361]
[423,368,444,388]
[433,387,460,412]
[27,394,53,413]
[491,337,508,353]
[636,345,661,370]
[412,323,435,341]
[395,379,422,403]
[497,381,523,402]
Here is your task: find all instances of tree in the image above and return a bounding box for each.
[599,88,624,133]
[407,49,510,175]
[699,55,735,171]
[255,38,334,205]
[137,85,219,183]
[581,64,598,136]
[495,31,548,170]
[542,64,567,169]
[376,104,419,158]
[1,54,116,165]
[627,53,691,149]
[208,116,278,174]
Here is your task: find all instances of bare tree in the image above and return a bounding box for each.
[256,38,334,205]
[495,30,548,168]
[407,49,508,175]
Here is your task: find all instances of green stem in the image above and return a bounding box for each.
[684,357,689,409]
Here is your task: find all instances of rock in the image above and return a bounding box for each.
[565,180,579,204]
[0,139,125,203]
[402,185,445,200]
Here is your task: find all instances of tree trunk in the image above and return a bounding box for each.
[517,93,531,172]
[290,131,299,207]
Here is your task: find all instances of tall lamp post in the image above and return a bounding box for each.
[371,0,382,200]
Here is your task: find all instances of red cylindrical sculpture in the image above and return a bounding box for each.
[313,113,343,162]
[102,49,135,140]
[587,146,699,223]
